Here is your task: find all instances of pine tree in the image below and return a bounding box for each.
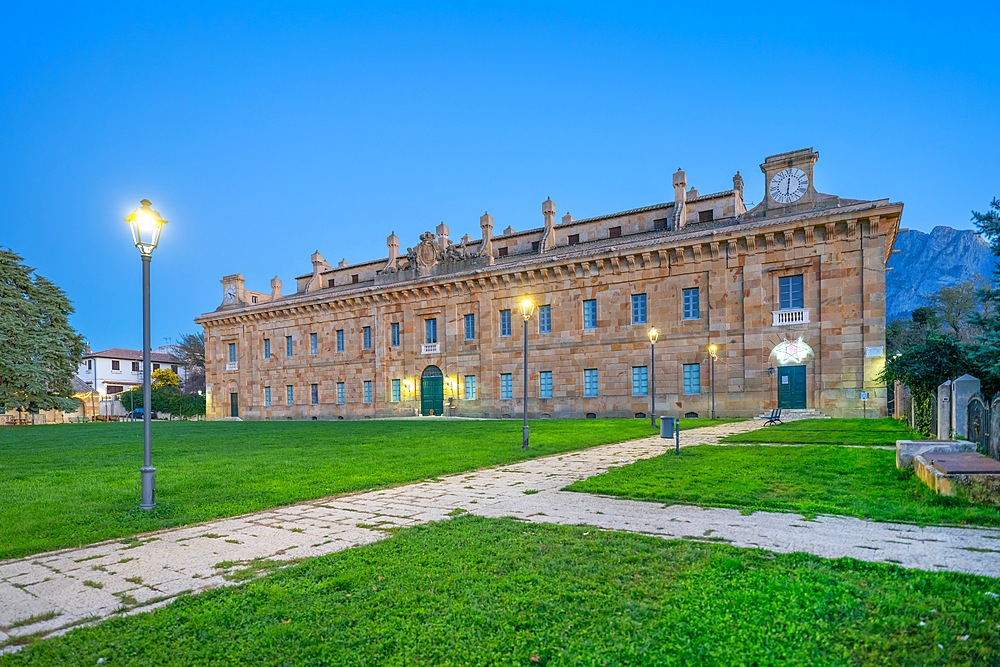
[970,198,1000,394]
[0,248,85,412]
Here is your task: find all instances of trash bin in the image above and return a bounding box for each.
[660,416,674,438]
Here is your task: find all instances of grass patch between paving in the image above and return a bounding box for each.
[2,517,997,665]
[567,445,1000,527]
[721,417,926,446]
[0,418,726,559]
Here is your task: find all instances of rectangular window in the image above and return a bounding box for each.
[310,332,318,355]
[264,386,271,407]
[391,379,401,402]
[107,385,123,394]
[584,369,599,397]
[464,313,476,340]
[337,382,345,404]
[363,380,373,404]
[87,359,92,370]
[683,364,701,395]
[499,309,512,337]
[171,364,178,373]
[631,294,647,325]
[111,360,120,371]
[583,299,597,329]
[500,373,513,400]
[531,241,540,252]
[327,278,335,288]
[425,318,438,344]
[538,305,551,334]
[153,363,160,371]
[311,383,319,405]
[682,288,700,320]
[285,336,293,357]
[336,329,344,352]
[228,343,236,363]
[391,322,400,347]
[131,361,140,372]
[539,371,553,399]
[497,247,508,257]
[264,338,270,359]
[632,366,649,396]
[351,274,359,284]
[699,209,714,223]
[363,326,372,350]
[568,234,580,245]
[464,375,476,400]
[609,226,622,239]
[286,385,294,406]
[779,275,804,310]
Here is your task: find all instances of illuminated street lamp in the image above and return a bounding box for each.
[518,298,536,449]
[708,343,719,420]
[125,199,168,510]
[647,327,658,428]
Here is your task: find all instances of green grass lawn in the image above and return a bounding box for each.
[721,417,926,446]
[3,517,997,665]
[567,445,1000,527]
[0,418,725,560]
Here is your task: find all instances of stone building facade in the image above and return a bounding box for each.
[196,148,903,420]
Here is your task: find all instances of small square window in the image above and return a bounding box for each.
[609,226,622,238]
[352,274,359,284]
[498,247,508,257]
[568,234,580,245]
[654,218,668,231]
[698,209,714,222]
[327,278,336,288]
[111,360,120,371]
[531,241,540,252]
[131,361,140,372]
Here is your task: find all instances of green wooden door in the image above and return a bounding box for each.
[420,367,444,416]
[777,366,806,409]
[230,392,239,418]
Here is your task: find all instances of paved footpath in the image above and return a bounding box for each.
[2,421,999,651]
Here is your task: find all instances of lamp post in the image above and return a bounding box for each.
[518,298,536,449]
[708,343,718,420]
[647,327,658,428]
[125,199,168,510]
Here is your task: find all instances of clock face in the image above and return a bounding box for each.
[223,284,236,304]
[769,168,809,204]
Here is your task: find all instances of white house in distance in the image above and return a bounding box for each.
[78,347,187,397]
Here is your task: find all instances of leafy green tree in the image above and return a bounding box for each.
[970,198,1000,394]
[0,248,85,412]
[118,384,206,417]
[929,279,984,340]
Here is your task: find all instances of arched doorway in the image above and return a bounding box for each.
[420,366,444,416]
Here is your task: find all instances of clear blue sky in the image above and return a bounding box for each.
[1,2,997,352]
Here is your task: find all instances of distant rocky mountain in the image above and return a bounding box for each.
[886,226,997,321]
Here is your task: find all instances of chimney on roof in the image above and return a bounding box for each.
[541,197,557,253]
[562,212,573,225]
[436,221,450,251]
[478,211,495,265]
[673,168,688,231]
[271,276,282,299]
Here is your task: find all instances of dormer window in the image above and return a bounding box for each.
[352,274,359,284]
[497,247,508,257]
[699,210,714,223]
[609,226,622,239]
[568,234,580,245]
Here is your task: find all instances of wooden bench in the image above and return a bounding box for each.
[764,408,782,426]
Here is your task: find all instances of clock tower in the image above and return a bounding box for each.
[759,148,820,216]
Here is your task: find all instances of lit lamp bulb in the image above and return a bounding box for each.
[125,199,168,256]
[518,298,536,321]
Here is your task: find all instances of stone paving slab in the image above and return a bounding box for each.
[1,420,998,654]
